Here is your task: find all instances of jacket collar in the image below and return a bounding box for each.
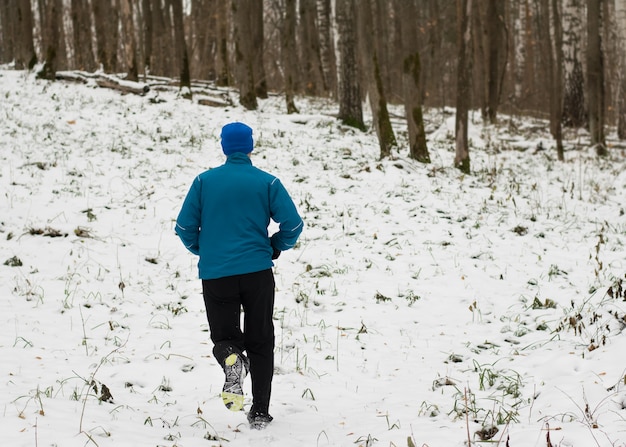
[225,152,253,165]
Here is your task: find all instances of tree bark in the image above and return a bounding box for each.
[233,0,257,110]
[172,0,191,97]
[38,0,63,80]
[299,0,325,95]
[551,0,565,161]
[71,0,95,71]
[120,0,138,81]
[587,0,607,155]
[92,0,119,73]
[215,0,231,86]
[398,0,430,163]
[357,0,397,158]
[615,0,626,138]
[142,0,153,76]
[251,0,267,98]
[562,0,586,127]
[282,0,299,113]
[316,0,337,97]
[486,0,502,123]
[336,0,364,130]
[455,0,472,174]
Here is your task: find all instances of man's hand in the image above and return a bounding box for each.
[271,247,281,260]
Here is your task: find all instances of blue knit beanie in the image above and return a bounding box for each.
[221,122,254,155]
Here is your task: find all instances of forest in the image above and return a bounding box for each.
[1,0,625,171]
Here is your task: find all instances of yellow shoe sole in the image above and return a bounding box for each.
[222,353,244,412]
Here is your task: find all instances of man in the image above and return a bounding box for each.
[175,122,303,429]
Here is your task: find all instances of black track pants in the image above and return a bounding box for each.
[202,269,275,412]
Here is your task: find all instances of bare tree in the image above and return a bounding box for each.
[0,1,14,64]
[251,0,267,98]
[299,0,325,95]
[455,0,472,173]
[233,0,257,110]
[485,0,504,123]
[357,0,397,159]
[141,0,152,76]
[551,0,565,161]
[38,0,64,79]
[616,0,626,138]
[172,0,191,96]
[282,0,299,113]
[336,0,364,130]
[92,0,119,73]
[316,0,337,97]
[562,0,586,127]
[71,0,95,71]
[587,0,607,155]
[120,0,138,81]
[397,0,430,163]
[17,0,37,69]
[215,1,231,86]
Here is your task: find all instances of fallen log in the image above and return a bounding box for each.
[95,75,150,95]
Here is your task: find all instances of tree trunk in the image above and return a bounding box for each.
[336,0,365,130]
[92,0,119,73]
[13,0,37,69]
[358,0,397,159]
[216,0,231,86]
[38,0,63,80]
[71,0,95,71]
[551,0,565,161]
[120,0,138,81]
[538,0,556,136]
[233,0,257,110]
[299,0,325,95]
[512,0,526,101]
[562,0,586,127]
[282,0,299,114]
[486,0,502,123]
[142,0,152,76]
[587,0,607,155]
[398,0,430,163]
[251,0,267,99]
[172,0,191,97]
[616,0,626,138]
[0,0,15,64]
[455,0,472,174]
[316,0,337,97]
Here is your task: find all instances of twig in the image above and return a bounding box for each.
[465,388,472,446]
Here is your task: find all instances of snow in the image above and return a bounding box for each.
[1,68,625,447]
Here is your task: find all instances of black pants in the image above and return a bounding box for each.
[202,269,275,412]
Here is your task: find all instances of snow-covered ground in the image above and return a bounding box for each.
[1,68,625,447]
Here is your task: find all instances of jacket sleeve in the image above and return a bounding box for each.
[175,177,202,255]
[268,178,303,251]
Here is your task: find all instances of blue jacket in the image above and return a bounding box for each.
[175,152,303,279]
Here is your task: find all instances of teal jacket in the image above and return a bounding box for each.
[175,152,303,279]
